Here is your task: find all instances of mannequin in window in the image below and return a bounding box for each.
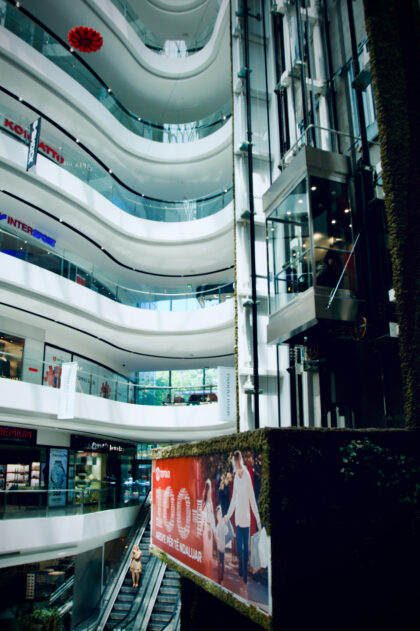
[0,344,10,378]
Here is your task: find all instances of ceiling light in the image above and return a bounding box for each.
[311,186,317,191]
[331,219,336,224]
[298,199,303,204]
[344,208,350,213]
[286,211,291,216]
[107,88,112,93]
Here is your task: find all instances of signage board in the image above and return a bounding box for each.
[151,450,271,616]
[57,362,78,419]
[217,366,236,422]
[26,117,42,171]
[70,435,135,454]
[48,447,68,507]
[0,213,56,247]
[0,424,37,444]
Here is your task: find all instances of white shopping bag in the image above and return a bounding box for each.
[258,527,269,568]
[250,531,261,570]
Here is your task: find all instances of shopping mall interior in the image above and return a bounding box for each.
[0,0,416,629]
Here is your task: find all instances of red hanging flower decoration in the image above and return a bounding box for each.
[68,26,103,53]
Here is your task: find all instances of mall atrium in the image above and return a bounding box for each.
[0,0,410,629]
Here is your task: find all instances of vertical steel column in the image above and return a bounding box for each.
[346,0,370,167]
[242,0,260,428]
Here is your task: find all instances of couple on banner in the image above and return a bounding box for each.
[201,450,264,597]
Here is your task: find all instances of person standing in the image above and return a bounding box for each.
[130,544,142,587]
[225,450,261,596]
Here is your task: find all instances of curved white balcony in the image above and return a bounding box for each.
[0,134,234,277]
[0,498,140,568]
[0,254,235,366]
[0,27,232,199]
[0,379,235,443]
[19,0,230,123]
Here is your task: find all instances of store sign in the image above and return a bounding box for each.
[26,117,41,171]
[4,117,64,164]
[0,213,56,247]
[151,451,271,616]
[0,424,37,444]
[71,435,134,454]
[217,366,236,422]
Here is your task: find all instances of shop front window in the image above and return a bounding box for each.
[0,332,24,380]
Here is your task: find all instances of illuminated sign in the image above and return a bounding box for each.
[26,117,41,171]
[0,424,37,444]
[71,435,135,454]
[0,213,56,247]
[4,118,64,164]
[151,451,271,616]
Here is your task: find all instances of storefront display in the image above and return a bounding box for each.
[0,332,24,380]
[71,435,137,505]
[43,345,72,388]
[42,345,129,401]
[48,448,68,507]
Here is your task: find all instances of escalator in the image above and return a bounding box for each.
[72,494,180,631]
[146,567,180,631]
[105,522,151,628]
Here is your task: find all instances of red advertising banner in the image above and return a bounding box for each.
[151,451,271,616]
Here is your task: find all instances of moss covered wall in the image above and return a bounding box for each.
[362,0,420,428]
[156,429,420,631]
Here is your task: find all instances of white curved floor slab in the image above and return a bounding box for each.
[0,254,235,360]
[19,0,230,123]
[0,134,234,279]
[0,28,232,200]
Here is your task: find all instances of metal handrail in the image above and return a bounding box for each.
[279,122,380,170]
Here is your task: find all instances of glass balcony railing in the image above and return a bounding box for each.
[0,90,233,221]
[0,485,146,520]
[0,352,219,407]
[0,225,234,310]
[110,0,223,56]
[0,0,231,142]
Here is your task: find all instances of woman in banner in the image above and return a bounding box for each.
[225,450,261,596]
[201,478,216,577]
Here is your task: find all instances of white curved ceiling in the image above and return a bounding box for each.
[131,0,218,44]
[0,33,232,200]
[19,0,230,123]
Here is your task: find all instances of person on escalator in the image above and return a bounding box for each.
[130,544,142,588]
